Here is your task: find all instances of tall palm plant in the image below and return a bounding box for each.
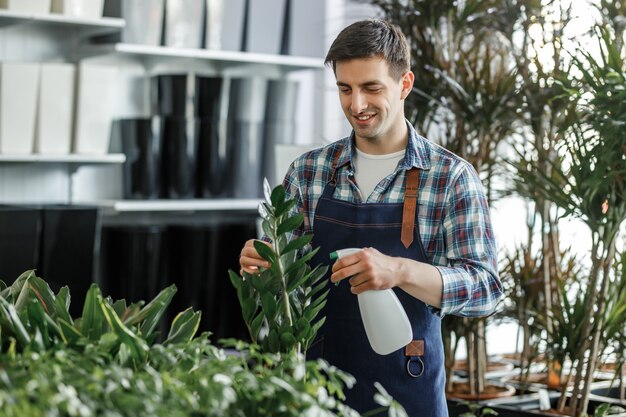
[511,24,626,416]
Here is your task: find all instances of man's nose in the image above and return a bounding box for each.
[350,92,367,114]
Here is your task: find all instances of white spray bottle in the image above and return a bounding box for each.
[330,248,413,355]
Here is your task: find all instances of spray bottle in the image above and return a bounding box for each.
[330,248,413,355]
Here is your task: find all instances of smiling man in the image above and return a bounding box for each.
[239,19,503,416]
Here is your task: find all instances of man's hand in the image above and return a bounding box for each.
[329,247,402,294]
[239,239,271,275]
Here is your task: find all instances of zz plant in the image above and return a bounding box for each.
[229,180,329,357]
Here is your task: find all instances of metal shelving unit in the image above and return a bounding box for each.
[0,10,124,36]
[80,43,325,71]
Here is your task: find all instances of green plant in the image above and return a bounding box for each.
[0,271,375,416]
[0,270,199,365]
[511,23,626,417]
[457,400,498,417]
[229,180,329,357]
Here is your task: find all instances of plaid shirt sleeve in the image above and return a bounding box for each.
[435,164,503,317]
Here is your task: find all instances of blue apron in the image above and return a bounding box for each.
[308,166,448,417]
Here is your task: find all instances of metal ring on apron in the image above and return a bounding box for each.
[406,356,425,378]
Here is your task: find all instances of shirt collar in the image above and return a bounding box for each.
[336,120,431,171]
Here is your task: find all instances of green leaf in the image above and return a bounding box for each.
[266,328,280,353]
[80,284,107,341]
[282,234,313,255]
[280,331,297,350]
[309,317,326,340]
[286,268,308,293]
[54,286,72,324]
[112,299,127,319]
[275,198,297,218]
[164,308,201,345]
[58,318,82,344]
[270,184,286,207]
[25,277,57,317]
[254,240,276,264]
[304,296,328,322]
[242,297,259,324]
[0,297,30,347]
[284,249,318,275]
[26,299,52,347]
[249,312,265,341]
[295,318,311,341]
[100,301,149,363]
[277,214,304,236]
[4,270,35,302]
[125,285,177,339]
[261,293,278,324]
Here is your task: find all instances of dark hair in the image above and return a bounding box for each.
[325,19,410,80]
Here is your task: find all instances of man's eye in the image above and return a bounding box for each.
[339,88,351,94]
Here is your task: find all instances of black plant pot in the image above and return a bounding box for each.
[99,226,167,308]
[159,117,197,199]
[163,225,220,334]
[482,392,626,417]
[38,205,98,317]
[0,205,41,283]
[119,118,161,199]
[229,78,267,199]
[195,76,224,119]
[211,221,257,342]
[589,380,626,407]
[195,118,233,198]
[151,74,190,118]
[262,79,299,186]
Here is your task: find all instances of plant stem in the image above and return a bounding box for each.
[272,220,298,357]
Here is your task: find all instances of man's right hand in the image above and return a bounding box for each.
[239,239,271,275]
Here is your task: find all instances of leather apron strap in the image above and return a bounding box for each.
[401,168,419,248]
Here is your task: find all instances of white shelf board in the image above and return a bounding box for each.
[104,199,262,213]
[0,10,124,33]
[0,153,126,164]
[81,43,325,71]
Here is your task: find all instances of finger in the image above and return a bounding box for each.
[348,274,365,287]
[331,253,361,273]
[240,265,260,275]
[330,263,361,283]
[350,280,375,294]
[240,255,270,270]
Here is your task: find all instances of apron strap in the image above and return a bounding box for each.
[401,168,419,248]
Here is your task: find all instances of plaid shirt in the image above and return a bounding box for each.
[281,121,502,318]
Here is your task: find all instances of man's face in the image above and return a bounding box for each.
[335,56,412,144]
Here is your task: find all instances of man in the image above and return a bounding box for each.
[239,19,503,416]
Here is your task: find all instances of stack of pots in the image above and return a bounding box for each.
[118,73,297,200]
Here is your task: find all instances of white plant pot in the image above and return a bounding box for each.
[287,0,325,58]
[164,0,204,48]
[72,64,117,154]
[205,0,246,51]
[0,0,51,14]
[246,0,287,54]
[51,0,103,19]
[104,0,164,45]
[0,63,40,155]
[35,63,75,154]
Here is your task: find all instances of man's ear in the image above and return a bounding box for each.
[400,71,414,100]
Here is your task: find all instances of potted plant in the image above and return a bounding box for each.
[228,180,408,416]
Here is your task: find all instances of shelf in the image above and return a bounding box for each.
[103,199,262,213]
[79,43,326,72]
[0,10,124,35]
[0,153,126,165]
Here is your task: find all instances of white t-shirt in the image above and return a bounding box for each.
[353,147,406,201]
